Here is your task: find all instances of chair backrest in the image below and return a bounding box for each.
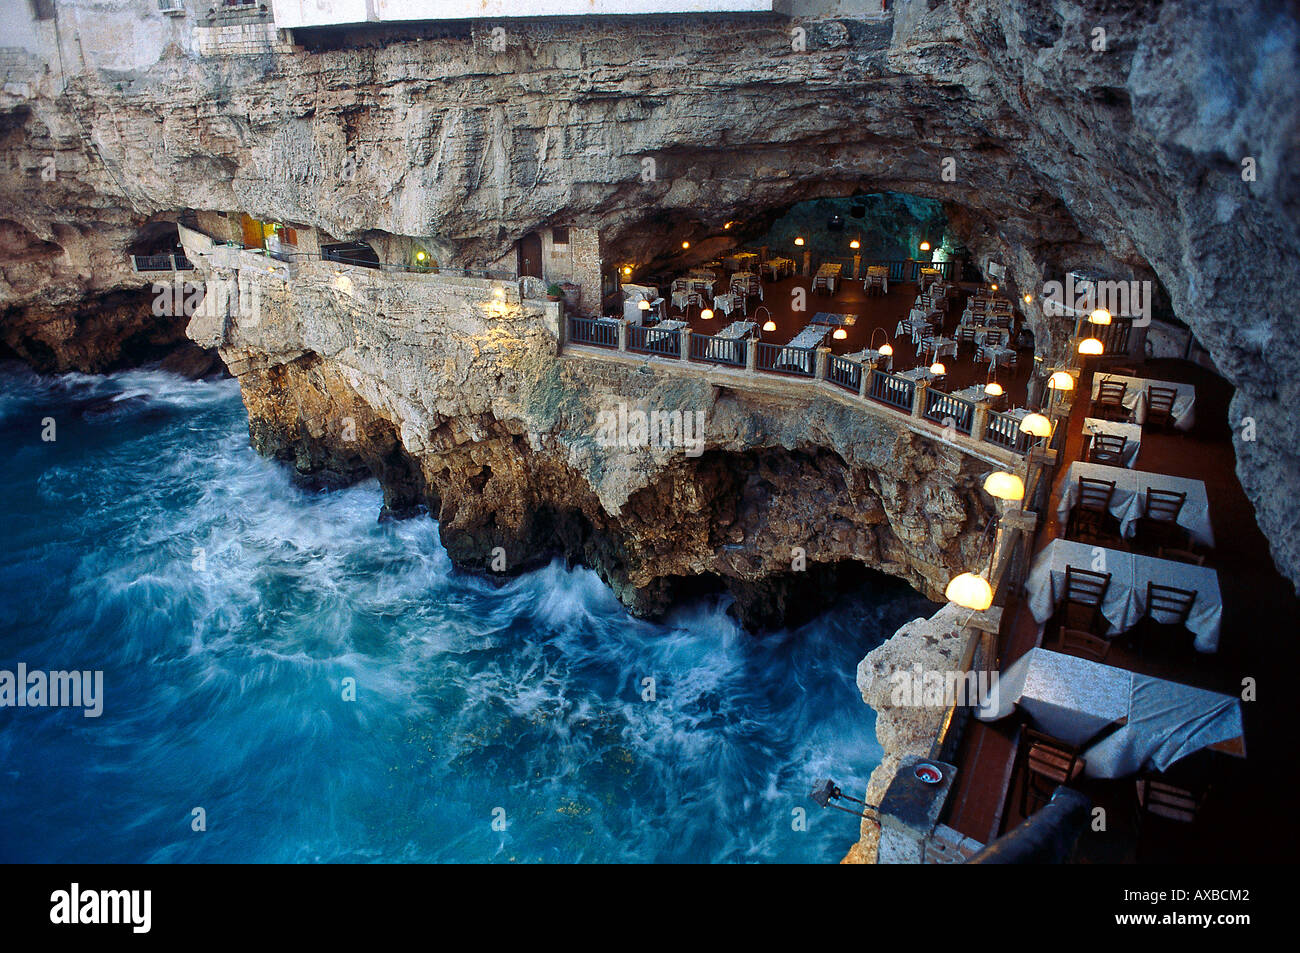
[1146,581,1197,626]
[1136,777,1201,823]
[956,326,975,343]
[1090,434,1127,462]
[1064,566,1111,607]
[1142,487,1186,522]
[1147,385,1178,416]
[1096,380,1126,405]
[1060,627,1111,662]
[1023,728,1084,784]
[1077,477,1116,513]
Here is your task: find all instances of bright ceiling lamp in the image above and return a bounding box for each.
[833,327,847,340]
[1019,413,1052,438]
[622,266,632,276]
[984,380,1004,396]
[794,237,805,246]
[1089,308,1112,325]
[1048,370,1075,391]
[850,239,860,250]
[946,572,993,611]
[700,308,714,320]
[929,361,946,376]
[983,471,1025,501]
[1078,337,1104,355]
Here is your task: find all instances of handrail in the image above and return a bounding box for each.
[827,354,862,392]
[924,388,976,435]
[868,369,915,412]
[755,340,814,377]
[689,332,747,368]
[569,316,617,349]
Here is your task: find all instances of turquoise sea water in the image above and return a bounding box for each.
[0,364,935,863]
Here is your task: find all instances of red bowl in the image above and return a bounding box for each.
[915,763,943,784]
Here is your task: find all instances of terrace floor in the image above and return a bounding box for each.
[942,357,1300,862]
[636,272,1034,408]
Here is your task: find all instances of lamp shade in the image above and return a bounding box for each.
[638,299,651,311]
[984,471,1025,501]
[919,241,931,252]
[879,343,893,356]
[833,327,847,340]
[946,572,993,611]
[984,381,1004,397]
[763,319,776,332]
[1019,413,1052,438]
[622,266,632,276]
[681,241,690,250]
[794,237,805,246]
[1023,293,1033,303]
[1089,308,1112,325]
[1078,337,1104,355]
[700,308,714,320]
[929,362,946,376]
[1048,370,1075,391]
[850,239,860,250]
[990,283,998,291]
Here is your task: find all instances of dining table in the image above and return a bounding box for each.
[642,319,685,345]
[813,262,842,294]
[844,348,893,372]
[1081,417,1143,468]
[864,265,890,294]
[976,648,1245,778]
[775,324,830,373]
[1056,461,1214,547]
[1091,374,1197,431]
[705,319,755,362]
[920,336,958,362]
[1023,538,1224,651]
[762,257,795,280]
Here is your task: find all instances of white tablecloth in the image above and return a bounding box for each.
[921,337,957,362]
[864,266,889,294]
[813,263,842,294]
[704,320,754,361]
[1024,539,1223,651]
[951,384,992,403]
[711,292,743,317]
[1091,374,1196,431]
[1056,462,1214,546]
[972,325,1010,347]
[1082,417,1143,468]
[774,325,828,372]
[643,319,685,344]
[843,348,892,372]
[981,344,1017,370]
[977,648,1244,778]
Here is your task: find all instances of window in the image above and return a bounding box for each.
[551,227,569,246]
[29,0,56,20]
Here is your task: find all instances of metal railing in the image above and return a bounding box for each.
[827,354,862,392]
[131,253,195,272]
[690,333,747,368]
[983,410,1033,454]
[755,341,814,377]
[924,388,976,435]
[627,323,681,358]
[868,369,915,412]
[568,316,617,349]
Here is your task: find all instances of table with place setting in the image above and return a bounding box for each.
[1056,461,1214,548]
[980,344,1018,370]
[762,257,795,280]
[920,336,958,363]
[1023,539,1224,652]
[1091,374,1197,431]
[643,319,686,345]
[705,319,756,362]
[1081,417,1143,468]
[864,264,890,294]
[710,292,745,317]
[775,324,830,373]
[813,262,842,294]
[843,348,893,372]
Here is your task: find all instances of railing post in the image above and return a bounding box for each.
[746,338,757,374]
[815,346,830,381]
[802,250,811,277]
[617,319,628,352]
[912,380,928,418]
[971,401,990,443]
[859,364,873,400]
[679,327,691,362]
[852,253,861,281]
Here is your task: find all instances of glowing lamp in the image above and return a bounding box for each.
[991,283,999,291]
[1048,371,1075,391]
[700,308,714,320]
[1019,413,1052,438]
[1089,308,1112,326]
[415,250,427,263]
[681,241,690,250]
[1023,293,1033,303]
[945,572,993,612]
[984,381,1004,397]
[622,266,632,277]
[638,299,651,311]
[1078,337,1104,356]
[850,239,861,250]
[929,362,946,376]
[983,471,1025,501]
[724,222,733,230]
[833,327,847,340]
[919,241,931,252]
[794,237,805,247]
[879,343,893,357]
[763,319,776,332]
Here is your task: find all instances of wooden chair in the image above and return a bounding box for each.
[955,325,977,349]
[1132,581,1197,657]
[1021,728,1087,817]
[1055,626,1112,663]
[1144,385,1179,432]
[1135,775,1204,824]
[1093,379,1128,421]
[1135,488,1187,550]
[1060,566,1112,634]
[1088,433,1127,467]
[1067,477,1118,544]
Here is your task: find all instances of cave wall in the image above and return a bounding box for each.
[1,0,1297,587]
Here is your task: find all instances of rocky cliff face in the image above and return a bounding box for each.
[1,0,1297,587]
